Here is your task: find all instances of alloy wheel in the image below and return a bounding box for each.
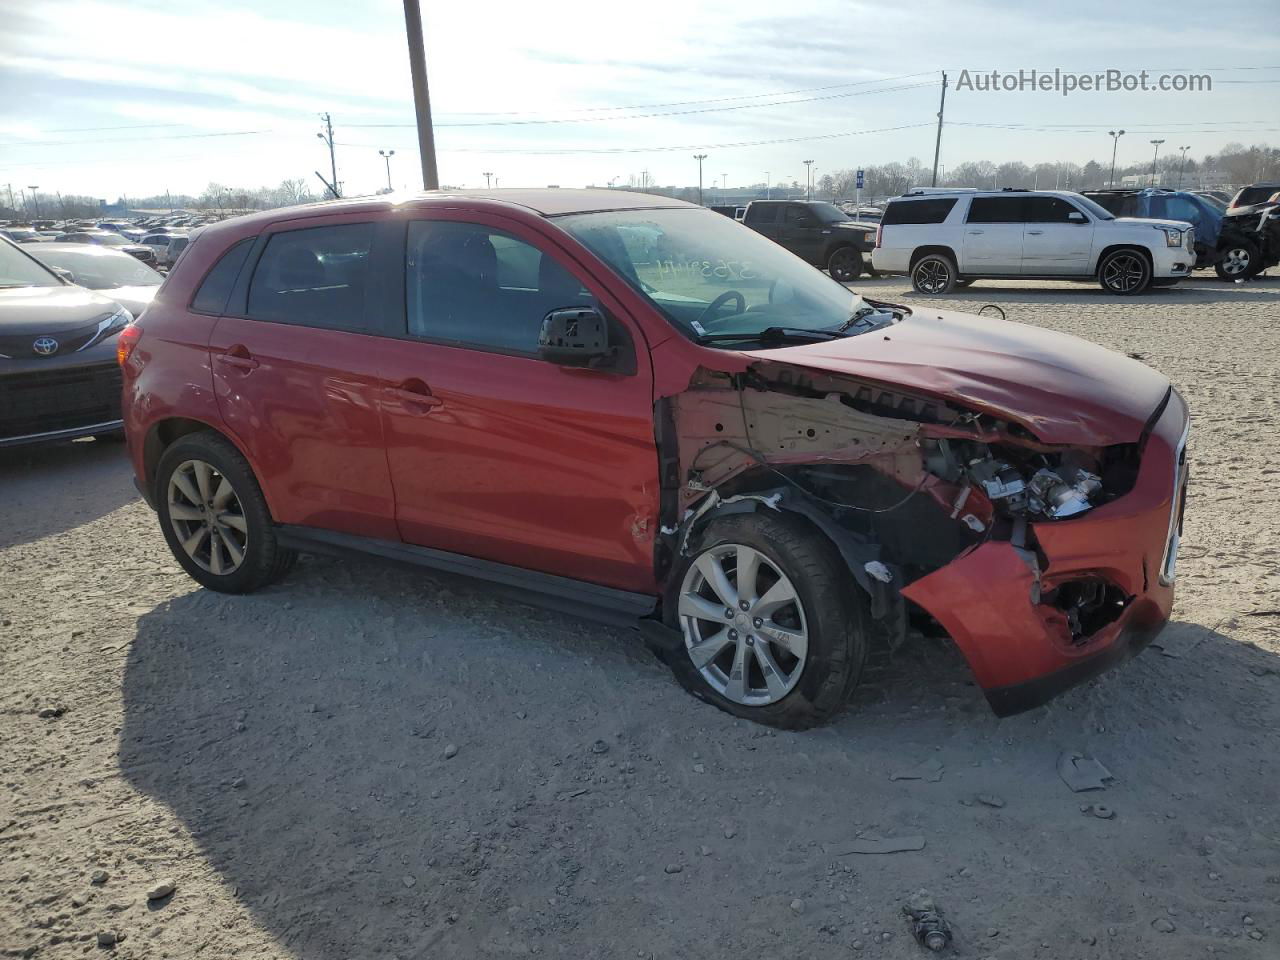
[829,249,861,282]
[1220,247,1252,276]
[678,543,808,706]
[167,459,248,576]
[1102,254,1146,293]
[915,259,950,294]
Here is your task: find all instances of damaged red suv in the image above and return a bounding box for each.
[121,190,1189,728]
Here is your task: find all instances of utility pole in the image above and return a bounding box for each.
[1149,139,1165,187]
[1108,130,1125,187]
[315,113,340,199]
[27,186,41,219]
[765,171,771,200]
[4,183,13,212]
[379,149,396,192]
[483,171,493,188]
[803,159,814,200]
[1177,145,1191,188]
[930,71,948,187]
[401,0,439,190]
[693,154,707,205]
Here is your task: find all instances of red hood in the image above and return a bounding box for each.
[761,309,1169,446]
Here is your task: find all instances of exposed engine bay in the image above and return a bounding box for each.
[661,358,1146,654]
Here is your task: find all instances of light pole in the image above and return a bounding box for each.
[27,186,40,219]
[803,160,814,200]
[1108,130,1125,187]
[379,149,395,192]
[401,0,439,190]
[693,153,707,205]
[1177,145,1191,188]
[483,171,493,189]
[765,171,771,200]
[1149,139,1165,187]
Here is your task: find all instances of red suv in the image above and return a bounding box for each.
[121,190,1189,728]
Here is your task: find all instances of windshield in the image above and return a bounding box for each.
[559,208,874,345]
[29,247,162,289]
[808,202,851,223]
[0,240,62,288]
[1070,194,1116,221]
[93,233,131,246]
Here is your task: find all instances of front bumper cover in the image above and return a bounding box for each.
[901,390,1189,716]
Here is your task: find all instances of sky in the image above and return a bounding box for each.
[0,0,1276,201]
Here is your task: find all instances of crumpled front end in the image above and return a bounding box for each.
[901,390,1188,714]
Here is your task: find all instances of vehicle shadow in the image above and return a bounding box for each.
[117,550,1280,957]
[0,437,137,549]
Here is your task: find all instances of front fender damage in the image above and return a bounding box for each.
[656,359,1144,709]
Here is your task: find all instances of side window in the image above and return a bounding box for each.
[882,198,957,225]
[190,237,254,315]
[967,197,1026,223]
[405,220,597,354]
[750,204,778,224]
[245,223,373,330]
[785,204,812,224]
[1023,197,1082,223]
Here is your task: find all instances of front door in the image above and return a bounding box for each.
[1021,196,1094,275]
[781,203,824,263]
[377,212,660,593]
[960,196,1025,274]
[209,216,399,541]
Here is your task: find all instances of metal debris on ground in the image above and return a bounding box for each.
[1057,751,1113,792]
[902,889,953,952]
[890,758,944,782]
[826,835,926,856]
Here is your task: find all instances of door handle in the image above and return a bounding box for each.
[1027,229,1044,235]
[216,345,258,371]
[967,229,984,235]
[385,379,443,412]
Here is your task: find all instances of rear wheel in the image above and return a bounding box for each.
[666,513,867,729]
[1098,249,1152,295]
[155,432,296,593]
[1215,239,1260,280]
[827,246,864,283]
[911,253,957,295]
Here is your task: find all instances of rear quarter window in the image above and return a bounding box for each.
[190,238,255,315]
[882,198,958,225]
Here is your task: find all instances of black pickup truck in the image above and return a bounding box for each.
[741,200,875,281]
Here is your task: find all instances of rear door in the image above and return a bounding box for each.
[1021,196,1094,275]
[961,196,1025,274]
[376,211,660,592]
[209,214,400,540]
[744,203,780,241]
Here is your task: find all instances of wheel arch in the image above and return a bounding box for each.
[909,245,958,269]
[144,417,266,510]
[1094,243,1153,276]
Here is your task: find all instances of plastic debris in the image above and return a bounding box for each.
[1058,751,1113,792]
[902,889,953,952]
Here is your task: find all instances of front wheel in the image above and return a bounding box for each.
[1098,249,1152,295]
[666,513,867,729]
[155,432,296,593]
[1215,240,1260,280]
[827,246,864,283]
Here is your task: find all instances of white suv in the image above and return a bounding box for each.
[871,189,1195,295]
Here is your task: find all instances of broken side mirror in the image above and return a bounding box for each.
[1068,211,1087,223]
[538,306,614,368]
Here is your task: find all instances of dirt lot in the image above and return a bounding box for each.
[2,274,1278,960]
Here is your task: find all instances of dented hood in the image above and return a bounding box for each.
[761,309,1169,446]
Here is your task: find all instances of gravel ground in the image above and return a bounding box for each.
[2,274,1278,959]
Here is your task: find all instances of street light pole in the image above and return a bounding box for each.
[401,0,439,190]
[27,186,40,219]
[765,171,771,200]
[1177,145,1191,188]
[693,154,707,205]
[1149,139,1165,187]
[379,149,396,192]
[803,160,814,200]
[483,171,493,189]
[1108,130,1125,187]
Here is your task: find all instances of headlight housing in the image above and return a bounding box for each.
[77,307,134,353]
[1154,225,1184,247]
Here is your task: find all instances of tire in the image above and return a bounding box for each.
[665,512,867,729]
[911,253,957,295]
[1097,248,1152,295]
[155,431,296,594]
[1214,239,1260,281]
[827,246,863,283]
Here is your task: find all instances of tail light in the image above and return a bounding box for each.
[117,324,142,367]
[875,222,883,248]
